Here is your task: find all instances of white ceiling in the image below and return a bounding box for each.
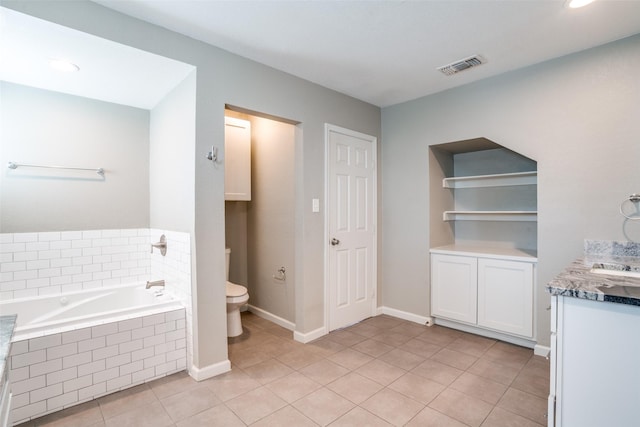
[0,7,195,110]
[93,0,640,107]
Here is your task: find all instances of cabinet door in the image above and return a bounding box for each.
[477,258,533,337]
[431,254,477,324]
[224,117,251,201]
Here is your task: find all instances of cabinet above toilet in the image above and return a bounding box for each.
[225,116,251,201]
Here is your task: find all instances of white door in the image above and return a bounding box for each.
[477,258,533,337]
[326,124,376,331]
[431,254,478,324]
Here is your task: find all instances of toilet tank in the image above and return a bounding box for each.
[225,248,231,281]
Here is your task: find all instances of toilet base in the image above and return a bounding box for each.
[227,306,244,337]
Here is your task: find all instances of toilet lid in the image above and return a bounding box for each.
[226,281,247,297]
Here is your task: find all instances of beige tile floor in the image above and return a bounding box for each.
[18,313,550,427]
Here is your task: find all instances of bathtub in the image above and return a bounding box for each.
[2,283,187,424]
[2,283,182,341]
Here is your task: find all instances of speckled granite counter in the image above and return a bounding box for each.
[546,240,640,306]
[0,315,17,391]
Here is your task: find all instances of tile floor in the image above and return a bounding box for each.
[18,313,550,427]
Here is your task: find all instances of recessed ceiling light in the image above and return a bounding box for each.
[49,59,80,72]
[567,0,597,8]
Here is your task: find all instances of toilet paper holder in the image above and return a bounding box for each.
[273,266,286,281]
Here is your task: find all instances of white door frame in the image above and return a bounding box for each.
[324,123,378,333]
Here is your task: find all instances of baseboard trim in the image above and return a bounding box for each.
[294,326,327,344]
[434,317,537,349]
[377,306,432,326]
[248,304,295,331]
[534,344,550,358]
[189,359,231,381]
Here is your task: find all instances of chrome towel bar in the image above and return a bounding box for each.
[7,161,104,176]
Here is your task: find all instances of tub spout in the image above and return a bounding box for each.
[151,234,167,256]
[146,280,165,289]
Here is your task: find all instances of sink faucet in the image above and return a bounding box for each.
[146,279,165,289]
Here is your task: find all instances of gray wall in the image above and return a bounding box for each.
[382,34,640,347]
[5,1,381,370]
[0,82,150,232]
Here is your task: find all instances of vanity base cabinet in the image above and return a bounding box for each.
[431,251,535,340]
[549,296,640,427]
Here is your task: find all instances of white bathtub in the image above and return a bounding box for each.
[1,283,183,341]
[4,283,187,424]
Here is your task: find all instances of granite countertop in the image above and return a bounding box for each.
[546,240,640,307]
[0,315,17,389]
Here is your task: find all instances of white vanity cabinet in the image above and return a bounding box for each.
[224,117,251,201]
[549,295,640,427]
[431,247,536,341]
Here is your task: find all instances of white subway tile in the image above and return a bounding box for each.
[92,238,111,247]
[50,258,73,268]
[60,284,83,293]
[92,271,111,281]
[1,261,26,272]
[106,374,131,392]
[92,323,118,338]
[165,329,186,342]
[72,256,92,266]
[143,334,165,349]
[13,375,46,394]
[175,338,186,350]
[1,280,26,291]
[119,360,143,376]
[47,342,78,360]
[38,250,61,260]
[26,242,49,252]
[165,309,185,322]
[11,400,47,422]
[102,278,122,287]
[64,374,93,393]
[39,268,62,278]
[111,253,129,262]
[62,328,92,344]
[38,286,62,296]
[0,234,13,244]
[11,391,29,409]
[50,275,72,286]
[78,359,106,377]
[92,255,112,264]
[0,242,25,253]
[78,382,106,401]
[49,240,72,250]
[62,351,92,369]
[131,326,154,340]
[61,231,82,240]
[47,390,78,411]
[92,345,119,361]
[106,331,131,347]
[27,259,49,270]
[71,240,91,249]
[30,335,61,352]
[13,251,38,262]
[82,263,102,273]
[10,366,30,382]
[131,367,154,384]
[14,289,38,298]
[155,321,176,335]
[31,358,62,377]
[13,270,38,280]
[118,317,142,332]
[78,336,105,353]
[155,360,177,376]
[105,353,131,369]
[92,367,119,384]
[102,262,121,271]
[14,233,38,243]
[143,354,165,370]
[38,232,61,242]
[61,266,82,275]
[81,281,102,290]
[0,271,13,282]
[10,340,29,355]
[142,313,165,327]
[26,278,50,288]
[82,230,102,239]
[153,341,175,356]
[131,346,154,362]
[47,366,77,385]
[119,339,143,354]
[30,382,63,403]
[101,229,122,238]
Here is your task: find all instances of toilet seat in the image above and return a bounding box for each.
[226,281,247,298]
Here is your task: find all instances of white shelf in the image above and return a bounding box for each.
[430,244,537,262]
[443,171,537,189]
[443,210,537,222]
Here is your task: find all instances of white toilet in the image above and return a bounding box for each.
[225,248,249,337]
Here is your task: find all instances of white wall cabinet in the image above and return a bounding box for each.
[224,117,251,201]
[431,249,535,339]
[549,295,640,427]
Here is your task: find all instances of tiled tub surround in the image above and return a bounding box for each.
[8,308,186,424]
[546,240,640,306]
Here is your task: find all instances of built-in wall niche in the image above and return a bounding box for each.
[429,137,538,253]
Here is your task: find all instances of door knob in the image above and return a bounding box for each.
[331,238,340,246]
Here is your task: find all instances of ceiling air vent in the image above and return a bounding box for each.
[437,55,486,76]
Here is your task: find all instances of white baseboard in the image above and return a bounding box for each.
[248,304,295,331]
[434,317,537,349]
[294,326,327,344]
[534,344,550,358]
[377,306,432,326]
[189,359,231,381]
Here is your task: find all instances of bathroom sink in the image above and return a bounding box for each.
[590,263,640,280]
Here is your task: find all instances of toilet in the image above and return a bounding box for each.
[225,248,249,337]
